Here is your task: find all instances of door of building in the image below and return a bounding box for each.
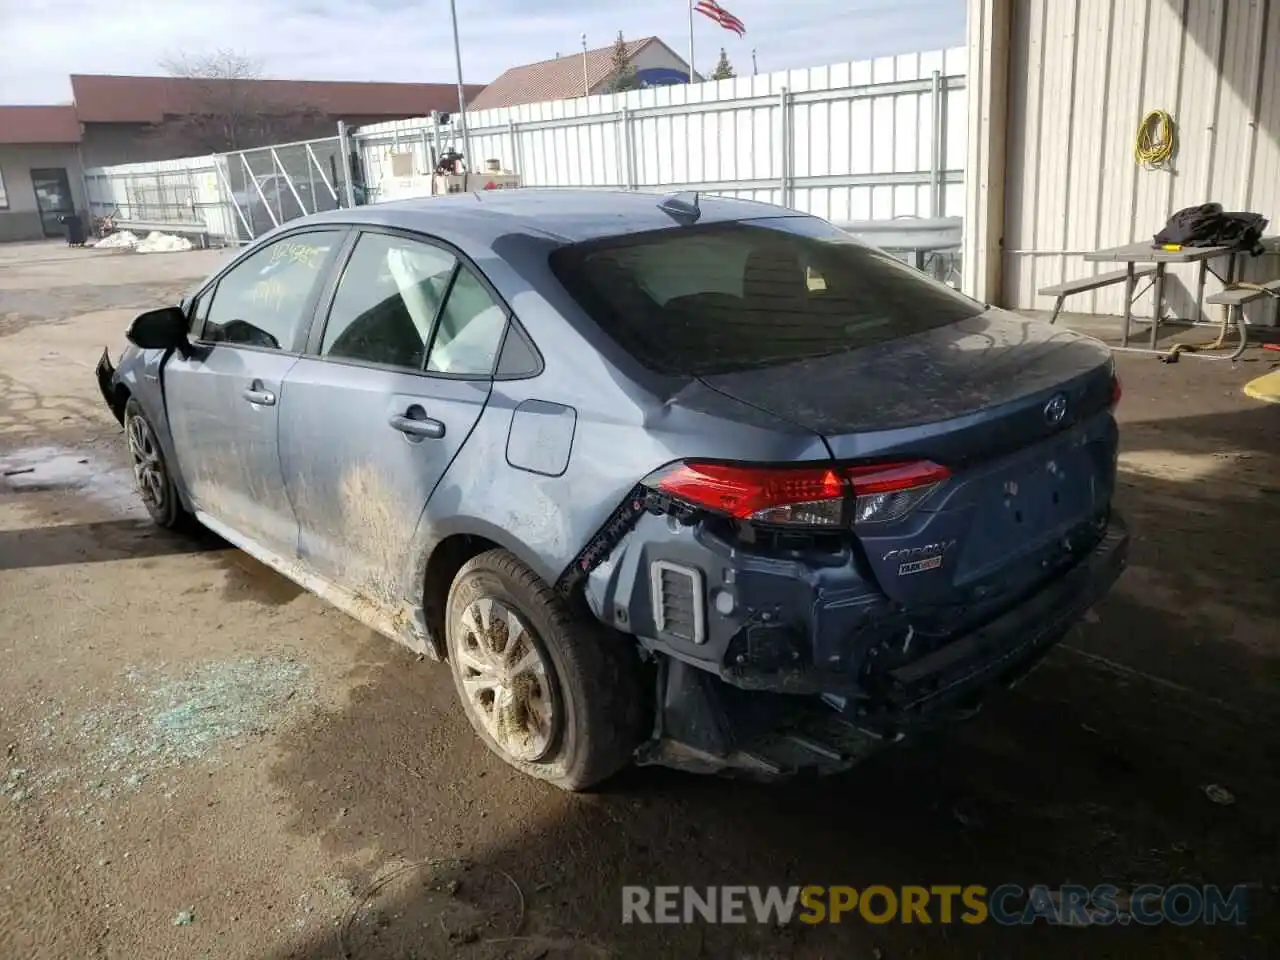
[30,168,75,238]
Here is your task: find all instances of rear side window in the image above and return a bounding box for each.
[426,266,507,375]
[321,233,457,370]
[550,217,982,377]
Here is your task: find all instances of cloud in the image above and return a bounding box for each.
[0,0,964,103]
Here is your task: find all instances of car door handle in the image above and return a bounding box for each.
[243,387,276,406]
[389,413,445,439]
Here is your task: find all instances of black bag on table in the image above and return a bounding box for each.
[1154,202,1268,255]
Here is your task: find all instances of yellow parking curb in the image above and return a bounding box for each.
[1243,368,1280,404]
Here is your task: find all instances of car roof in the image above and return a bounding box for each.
[301,189,808,245]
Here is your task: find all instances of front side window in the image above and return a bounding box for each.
[550,217,984,377]
[202,231,341,351]
[321,233,456,370]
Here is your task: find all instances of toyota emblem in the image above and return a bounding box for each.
[1043,393,1069,424]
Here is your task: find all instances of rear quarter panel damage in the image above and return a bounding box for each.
[407,376,834,652]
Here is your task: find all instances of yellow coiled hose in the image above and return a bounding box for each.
[1135,110,1176,168]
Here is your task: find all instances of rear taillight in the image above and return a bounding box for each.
[647,460,950,527]
[1110,374,1123,408]
[652,462,846,526]
[847,460,952,524]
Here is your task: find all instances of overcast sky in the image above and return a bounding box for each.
[0,0,965,103]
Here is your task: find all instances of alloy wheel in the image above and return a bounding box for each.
[455,597,558,763]
[126,414,166,510]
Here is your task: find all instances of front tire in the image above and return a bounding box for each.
[123,397,187,529]
[445,549,644,791]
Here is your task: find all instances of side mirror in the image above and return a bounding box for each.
[126,306,190,354]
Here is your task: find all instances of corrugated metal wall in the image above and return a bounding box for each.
[1001,0,1280,321]
[356,48,967,223]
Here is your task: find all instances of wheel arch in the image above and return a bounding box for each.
[109,381,133,423]
[413,517,560,659]
[117,362,196,516]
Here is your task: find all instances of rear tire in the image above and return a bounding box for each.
[445,549,644,791]
[123,398,188,529]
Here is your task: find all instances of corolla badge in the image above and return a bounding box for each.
[1043,392,1069,424]
[883,540,957,577]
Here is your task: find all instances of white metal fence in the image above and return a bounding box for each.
[356,47,966,223]
[84,154,236,239]
[82,47,966,252]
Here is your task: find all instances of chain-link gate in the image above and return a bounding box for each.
[218,136,355,242]
[84,133,361,246]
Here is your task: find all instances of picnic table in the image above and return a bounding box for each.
[838,217,962,282]
[1081,241,1266,349]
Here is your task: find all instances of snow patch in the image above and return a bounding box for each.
[135,231,194,254]
[90,230,195,253]
[92,230,140,249]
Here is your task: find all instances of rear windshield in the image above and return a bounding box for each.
[550,216,982,377]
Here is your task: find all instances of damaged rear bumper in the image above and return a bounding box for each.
[589,506,1128,776]
[728,514,1128,713]
[837,513,1127,730]
[95,347,123,424]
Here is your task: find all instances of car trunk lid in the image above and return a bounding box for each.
[698,308,1115,460]
[700,309,1120,608]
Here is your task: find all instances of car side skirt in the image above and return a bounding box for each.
[195,510,435,659]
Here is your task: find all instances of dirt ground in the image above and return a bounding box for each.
[1,239,1277,960]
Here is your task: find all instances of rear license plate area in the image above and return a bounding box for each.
[995,448,1094,531]
[958,435,1101,579]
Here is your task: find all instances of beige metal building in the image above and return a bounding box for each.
[964,0,1280,323]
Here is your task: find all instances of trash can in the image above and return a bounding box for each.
[60,214,86,247]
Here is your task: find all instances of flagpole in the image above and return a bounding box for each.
[687,0,695,82]
[448,0,471,176]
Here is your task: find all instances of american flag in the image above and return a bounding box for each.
[694,0,746,36]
